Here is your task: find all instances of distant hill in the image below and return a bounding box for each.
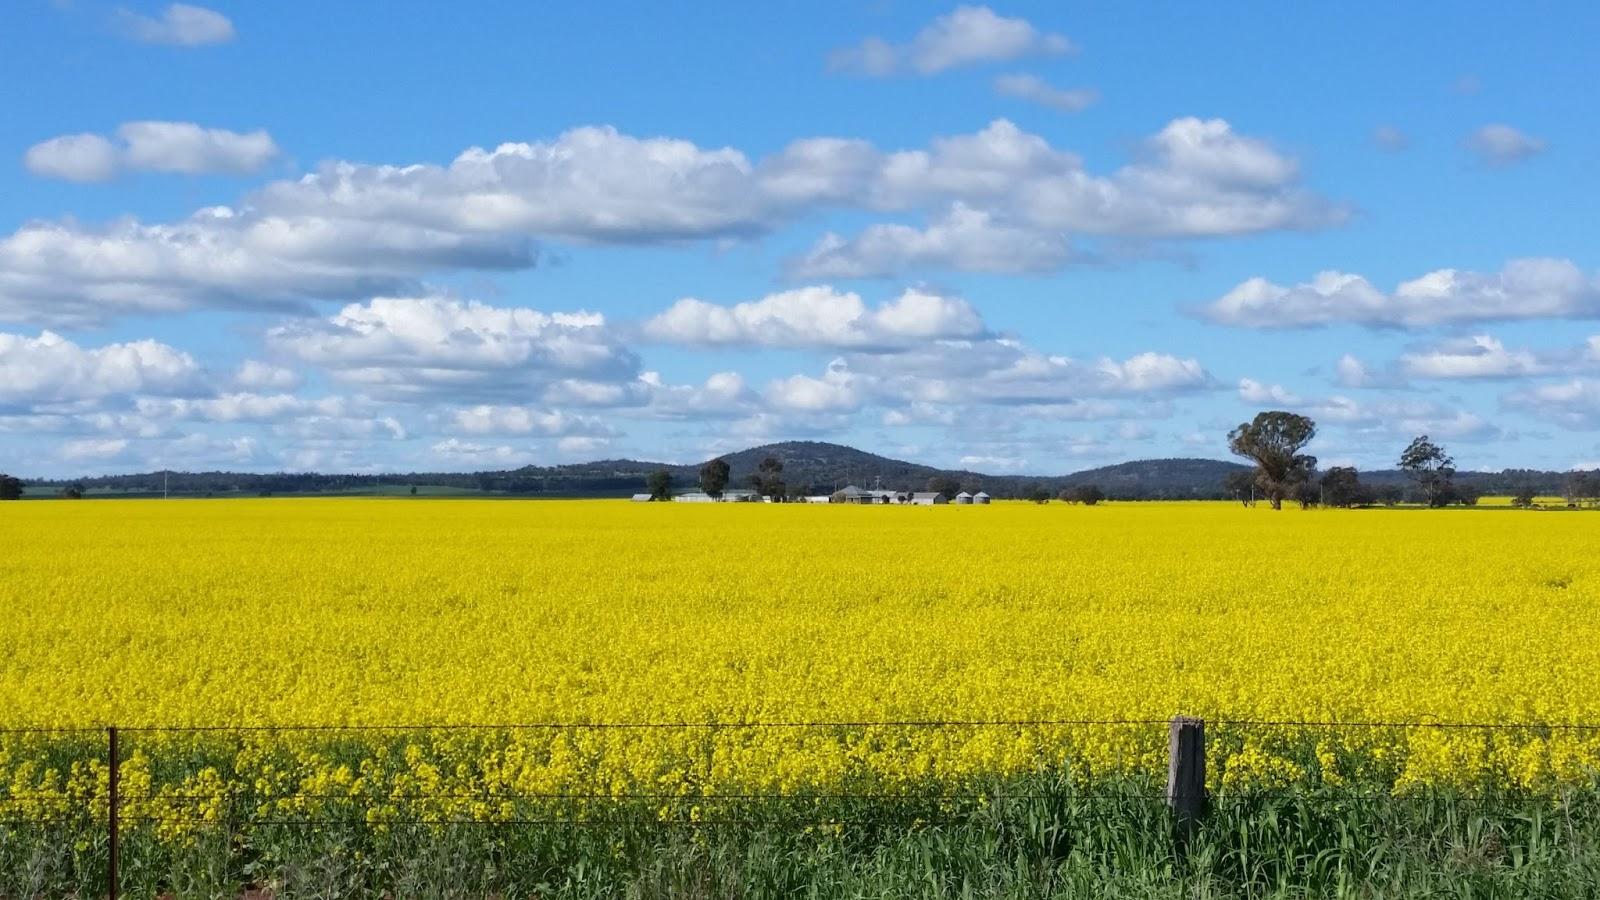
[500,442,1252,499]
[17,440,1583,501]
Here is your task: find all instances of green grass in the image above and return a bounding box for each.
[5,777,1598,898]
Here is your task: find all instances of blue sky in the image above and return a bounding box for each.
[3,1,1598,477]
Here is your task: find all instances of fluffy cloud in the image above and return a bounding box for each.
[452,405,614,437]
[22,134,120,182]
[993,74,1098,112]
[0,331,200,406]
[792,117,1335,277]
[867,118,1327,235]
[429,438,528,467]
[3,117,1338,323]
[116,3,235,46]
[644,286,984,349]
[135,392,348,423]
[25,122,278,182]
[259,117,1326,244]
[829,6,1073,76]
[1097,353,1210,392]
[1237,378,1302,404]
[122,121,278,175]
[764,363,863,413]
[255,126,774,244]
[837,340,1211,409]
[1504,380,1600,429]
[564,371,757,421]
[233,360,300,390]
[1464,124,1547,167]
[61,438,131,461]
[1294,395,1501,441]
[1335,354,1373,388]
[790,204,1074,278]
[1202,258,1600,328]
[1399,335,1545,379]
[268,296,635,402]
[0,212,533,327]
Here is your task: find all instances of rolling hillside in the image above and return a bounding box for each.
[19,441,1582,500]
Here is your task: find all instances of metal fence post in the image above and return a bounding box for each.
[108,726,119,900]
[1166,716,1206,846]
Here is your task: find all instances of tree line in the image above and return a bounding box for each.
[637,457,1109,504]
[1226,410,1488,509]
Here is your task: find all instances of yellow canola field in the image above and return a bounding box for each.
[1,497,1598,822]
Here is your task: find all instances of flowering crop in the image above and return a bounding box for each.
[1,498,1597,843]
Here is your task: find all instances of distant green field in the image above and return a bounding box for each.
[1477,495,1571,507]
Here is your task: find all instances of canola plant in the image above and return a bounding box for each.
[1,498,1597,843]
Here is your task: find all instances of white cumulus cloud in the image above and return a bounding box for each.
[1464,124,1547,167]
[115,4,235,46]
[764,363,864,413]
[993,74,1098,112]
[267,296,637,401]
[23,134,120,182]
[1202,258,1600,328]
[452,405,614,437]
[1504,380,1600,429]
[26,121,280,182]
[830,6,1073,76]
[1400,335,1545,379]
[644,286,984,349]
[2,117,1340,323]
[1237,378,1302,405]
[0,331,200,406]
[791,203,1074,278]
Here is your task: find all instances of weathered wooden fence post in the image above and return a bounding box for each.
[108,726,120,900]
[1166,716,1206,846]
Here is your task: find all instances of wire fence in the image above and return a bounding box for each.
[4,716,1597,899]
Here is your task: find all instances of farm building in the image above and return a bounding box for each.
[911,492,947,505]
[954,491,973,505]
[630,493,653,502]
[974,492,991,504]
[673,489,761,503]
[830,486,917,504]
[833,485,896,504]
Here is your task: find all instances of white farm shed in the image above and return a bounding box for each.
[630,493,653,502]
[911,492,947,505]
[974,492,991,504]
[954,491,973,505]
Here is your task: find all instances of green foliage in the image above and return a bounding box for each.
[0,474,21,501]
[645,469,674,501]
[926,475,961,500]
[1319,466,1364,508]
[698,458,731,497]
[1399,435,1456,507]
[1060,484,1106,505]
[6,778,1598,898]
[1228,412,1318,511]
[752,455,786,501]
